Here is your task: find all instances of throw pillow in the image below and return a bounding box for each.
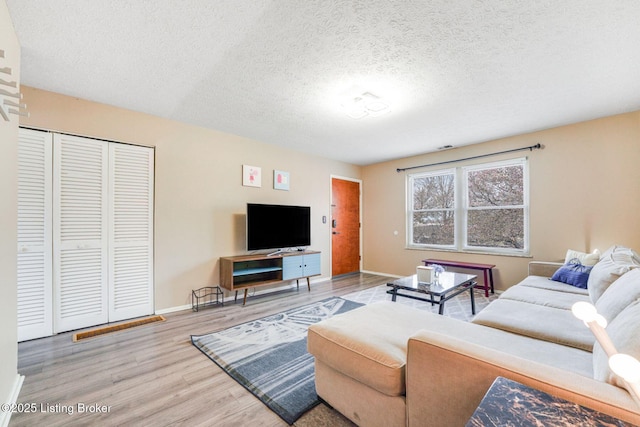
[550,258,593,289]
[593,300,640,392]
[596,269,640,323]
[587,245,640,303]
[565,249,600,266]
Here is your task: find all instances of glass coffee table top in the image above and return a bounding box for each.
[390,272,477,295]
[387,272,477,315]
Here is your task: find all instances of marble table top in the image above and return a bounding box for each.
[466,376,634,427]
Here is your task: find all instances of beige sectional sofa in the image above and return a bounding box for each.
[307,246,640,426]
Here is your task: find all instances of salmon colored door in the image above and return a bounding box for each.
[331,178,361,276]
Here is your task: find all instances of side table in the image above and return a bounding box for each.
[423,258,495,297]
[192,286,224,312]
[466,376,634,426]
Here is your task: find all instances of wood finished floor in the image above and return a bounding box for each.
[11,273,390,427]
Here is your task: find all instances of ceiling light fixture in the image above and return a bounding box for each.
[341,91,390,120]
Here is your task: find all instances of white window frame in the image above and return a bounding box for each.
[407,157,529,256]
[406,168,457,250]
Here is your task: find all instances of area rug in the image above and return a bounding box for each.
[191,297,363,425]
[342,282,497,321]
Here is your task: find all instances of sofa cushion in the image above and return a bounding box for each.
[307,301,427,397]
[596,269,640,324]
[409,314,594,378]
[593,300,640,390]
[588,245,640,303]
[500,282,591,310]
[471,299,595,351]
[565,249,600,266]
[551,259,593,289]
[517,274,590,296]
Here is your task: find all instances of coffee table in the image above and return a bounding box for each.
[387,272,477,315]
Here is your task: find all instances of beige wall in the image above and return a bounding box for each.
[0,0,20,417]
[19,87,361,310]
[362,111,640,290]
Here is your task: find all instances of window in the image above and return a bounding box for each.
[408,170,456,248]
[408,158,528,255]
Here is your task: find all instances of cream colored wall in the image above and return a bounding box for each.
[0,0,20,417]
[362,111,640,290]
[14,81,640,310]
[20,87,361,310]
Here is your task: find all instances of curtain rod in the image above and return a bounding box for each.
[396,143,542,173]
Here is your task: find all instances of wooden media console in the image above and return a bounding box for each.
[220,251,321,305]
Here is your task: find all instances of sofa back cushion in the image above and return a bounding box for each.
[596,269,640,324]
[565,249,600,266]
[588,245,640,303]
[593,300,640,390]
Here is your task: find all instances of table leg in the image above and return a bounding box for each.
[470,283,476,315]
[307,277,311,291]
[438,296,445,315]
[489,268,495,294]
[480,270,488,297]
[243,289,248,306]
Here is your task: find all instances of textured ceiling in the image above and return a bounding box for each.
[7,1,640,165]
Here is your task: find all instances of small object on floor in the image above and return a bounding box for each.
[192,285,224,311]
[72,315,165,342]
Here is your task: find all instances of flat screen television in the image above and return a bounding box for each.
[247,203,311,251]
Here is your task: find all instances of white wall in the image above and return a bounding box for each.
[0,1,22,424]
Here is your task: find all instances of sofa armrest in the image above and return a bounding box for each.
[528,261,563,277]
[406,327,640,427]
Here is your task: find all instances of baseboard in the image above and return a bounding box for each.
[0,374,25,427]
[155,304,191,315]
[360,269,402,279]
[156,277,331,315]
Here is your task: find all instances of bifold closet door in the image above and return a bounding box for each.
[18,130,154,337]
[17,129,53,341]
[53,134,109,333]
[108,143,154,322]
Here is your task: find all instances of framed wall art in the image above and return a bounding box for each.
[242,165,262,187]
[274,170,290,190]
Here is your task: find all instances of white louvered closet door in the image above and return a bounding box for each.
[53,134,109,333]
[17,129,53,341]
[108,144,154,322]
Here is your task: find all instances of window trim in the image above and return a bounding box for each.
[407,157,530,256]
[406,168,456,250]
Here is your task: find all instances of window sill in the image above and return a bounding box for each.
[405,245,532,259]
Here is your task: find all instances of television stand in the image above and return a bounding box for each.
[219,251,321,305]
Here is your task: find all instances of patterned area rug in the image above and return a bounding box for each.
[191,297,363,425]
[342,282,497,321]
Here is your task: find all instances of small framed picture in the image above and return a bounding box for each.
[274,170,290,191]
[242,165,262,187]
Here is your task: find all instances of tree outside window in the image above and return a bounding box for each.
[407,158,528,254]
[465,163,525,250]
[409,171,455,247]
